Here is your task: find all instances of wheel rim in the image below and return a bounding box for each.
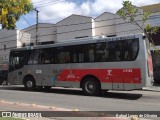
[85,81,96,93]
[26,81,33,88]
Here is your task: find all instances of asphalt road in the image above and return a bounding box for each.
[0,85,160,111]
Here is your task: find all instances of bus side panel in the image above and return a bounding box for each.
[23,64,71,87]
[55,68,142,90]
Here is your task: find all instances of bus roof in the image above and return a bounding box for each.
[10,33,144,52]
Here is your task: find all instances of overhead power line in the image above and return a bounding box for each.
[35,0,66,8]
[0,28,142,45]
[23,14,160,33]
[22,16,32,27]
[32,0,50,4]
[0,11,160,41]
[33,0,63,5]
[1,15,160,44]
[23,10,160,32]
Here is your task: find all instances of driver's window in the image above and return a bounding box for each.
[9,52,25,71]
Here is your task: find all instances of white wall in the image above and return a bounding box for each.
[148,11,160,27]
[57,15,94,42]
[0,29,30,66]
[0,29,17,65]
[23,23,57,44]
[115,7,144,36]
[94,12,116,36]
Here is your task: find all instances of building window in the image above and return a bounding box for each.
[4,45,6,51]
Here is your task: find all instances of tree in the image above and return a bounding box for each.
[0,0,33,30]
[116,1,159,50]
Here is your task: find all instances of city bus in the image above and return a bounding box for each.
[8,33,153,96]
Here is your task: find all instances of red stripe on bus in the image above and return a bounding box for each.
[57,68,141,84]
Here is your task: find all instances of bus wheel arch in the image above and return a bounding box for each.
[23,75,36,91]
[80,75,101,96]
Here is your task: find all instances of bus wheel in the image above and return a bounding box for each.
[82,77,101,96]
[24,77,36,91]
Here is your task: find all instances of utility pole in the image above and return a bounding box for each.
[33,8,39,45]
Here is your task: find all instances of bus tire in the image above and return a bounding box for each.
[82,77,101,96]
[24,77,36,91]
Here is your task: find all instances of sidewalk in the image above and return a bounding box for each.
[143,83,160,92]
[0,100,155,120]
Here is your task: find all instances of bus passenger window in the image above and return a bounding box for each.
[72,53,78,63]
[125,39,139,61]
[88,45,94,62]
[108,42,116,61]
[43,48,55,64]
[66,52,70,63]
[57,52,65,63]
[28,50,42,64]
[95,43,108,62]
[79,53,84,62]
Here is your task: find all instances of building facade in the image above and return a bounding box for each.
[94,12,116,36]
[56,14,95,42]
[23,23,57,44]
[0,29,30,70]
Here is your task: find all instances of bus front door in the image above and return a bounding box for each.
[13,68,24,85]
[8,63,24,85]
[9,51,25,85]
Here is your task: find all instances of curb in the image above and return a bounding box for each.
[0,100,74,111]
[142,87,160,92]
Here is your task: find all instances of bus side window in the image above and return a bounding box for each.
[108,41,117,61]
[95,43,108,62]
[88,45,94,62]
[76,45,84,63]
[28,50,42,65]
[55,46,71,63]
[83,46,89,62]
[43,48,55,64]
[65,52,70,63]
[70,45,78,63]
[125,39,139,61]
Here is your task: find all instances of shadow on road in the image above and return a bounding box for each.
[0,85,142,100]
[102,92,142,100]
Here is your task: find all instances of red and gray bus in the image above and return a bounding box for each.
[8,33,153,95]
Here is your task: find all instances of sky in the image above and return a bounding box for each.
[15,0,160,29]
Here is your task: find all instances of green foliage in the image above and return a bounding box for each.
[145,24,159,34]
[142,12,150,22]
[116,0,159,49]
[0,0,33,30]
[117,1,138,23]
[116,1,158,34]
